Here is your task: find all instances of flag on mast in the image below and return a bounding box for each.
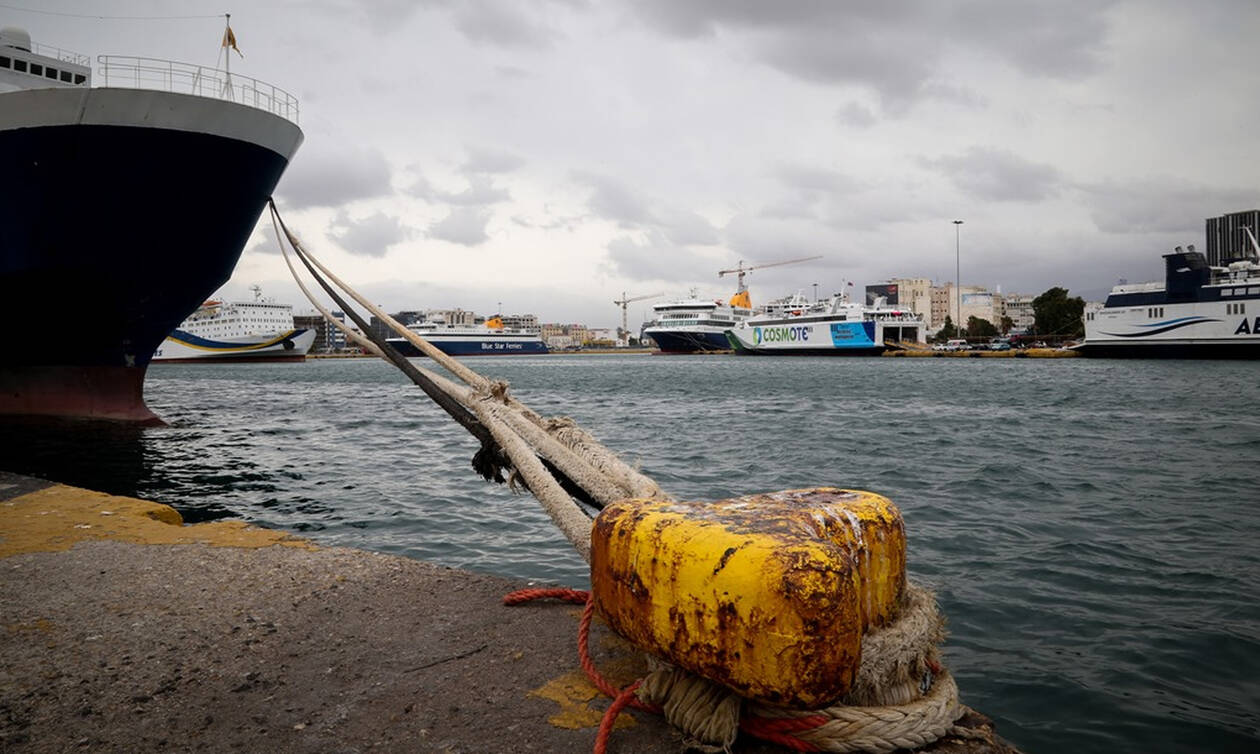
[222,24,243,57]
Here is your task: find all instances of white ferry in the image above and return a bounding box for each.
[642,289,752,353]
[725,289,926,355]
[1078,237,1260,359]
[153,286,314,362]
[386,314,549,356]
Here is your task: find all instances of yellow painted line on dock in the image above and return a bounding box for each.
[0,484,314,558]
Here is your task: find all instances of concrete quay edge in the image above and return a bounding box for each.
[0,471,1019,753]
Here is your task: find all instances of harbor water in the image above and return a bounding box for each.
[2,354,1257,753]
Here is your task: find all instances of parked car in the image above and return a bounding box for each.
[988,341,1012,351]
[944,339,969,351]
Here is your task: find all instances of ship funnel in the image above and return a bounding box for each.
[0,27,32,51]
[1174,246,1183,253]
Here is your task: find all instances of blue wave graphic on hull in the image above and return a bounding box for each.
[168,329,303,351]
[1100,316,1219,338]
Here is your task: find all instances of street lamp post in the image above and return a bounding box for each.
[813,282,818,302]
[953,220,964,340]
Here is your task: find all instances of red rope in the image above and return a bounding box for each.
[505,587,836,753]
[502,587,589,605]
[594,679,642,754]
[739,714,828,751]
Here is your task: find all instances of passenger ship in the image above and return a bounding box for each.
[386,315,549,356]
[1078,239,1260,359]
[0,26,302,420]
[725,290,926,355]
[153,287,314,362]
[642,289,753,353]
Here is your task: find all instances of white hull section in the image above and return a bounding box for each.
[154,328,314,362]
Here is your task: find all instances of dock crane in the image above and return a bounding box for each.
[614,291,663,339]
[718,255,822,308]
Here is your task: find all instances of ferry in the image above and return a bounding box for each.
[386,315,549,356]
[725,290,926,355]
[153,287,315,363]
[642,289,752,353]
[0,25,302,420]
[1077,238,1260,359]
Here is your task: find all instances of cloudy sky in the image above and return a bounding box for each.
[16,0,1259,327]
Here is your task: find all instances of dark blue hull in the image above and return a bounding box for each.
[646,329,731,353]
[1,92,300,420]
[1075,342,1260,359]
[386,337,549,357]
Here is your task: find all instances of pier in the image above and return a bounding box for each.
[0,471,1019,753]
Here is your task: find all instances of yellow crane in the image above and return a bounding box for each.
[718,255,822,308]
[614,291,663,339]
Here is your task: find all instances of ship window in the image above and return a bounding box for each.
[74,73,85,84]
[13,59,26,72]
[29,63,41,76]
[60,70,72,82]
[0,56,9,69]
[1222,288,1234,296]
[45,67,58,79]
[1250,287,1260,295]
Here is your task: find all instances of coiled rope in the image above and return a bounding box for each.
[270,200,967,753]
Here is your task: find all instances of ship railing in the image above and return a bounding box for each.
[32,42,91,68]
[96,55,300,124]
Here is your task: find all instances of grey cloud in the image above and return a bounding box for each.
[626,1,1116,111]
[760,165,863,222]
[774,165,861,195]
[441,175,512,206]
[328,210,411,257]
[576,173,718,244]
[463,146,527,174]
[407,172,510,206]
[835,102,877,128]
[921,147,1063,202]
[1078,179,1258,235]
[656,208,721,246]
[605,231,717,282]
[276,145,393,210]
[451,0,560,49]
[955,0,1112,79]
[578,172,653,227]
[428,207,492,245]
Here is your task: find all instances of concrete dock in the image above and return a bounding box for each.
[0,471,1019,753]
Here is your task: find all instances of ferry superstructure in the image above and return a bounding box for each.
[0,26,302,421]
[386,315,549,356]
[642,290,752,353]
[153,287,314,363]
[1078,240,1260,359]
[725,290,926,355]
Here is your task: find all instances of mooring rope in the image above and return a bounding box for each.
[504,586,965,754]
[270,199,964,752]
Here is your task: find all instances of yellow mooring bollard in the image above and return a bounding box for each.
[590,487,906,708]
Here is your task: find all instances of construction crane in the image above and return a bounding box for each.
[613,291,663,338]
[717,255,824,291]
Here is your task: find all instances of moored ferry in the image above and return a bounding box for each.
[642,289,752,353]
[0,25,302,420]
[1077,239,1260,359]
[725,290,926,355]
[386,315,549,356]
[153,287,314,363]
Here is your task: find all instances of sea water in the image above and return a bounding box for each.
[2,354,1257,753]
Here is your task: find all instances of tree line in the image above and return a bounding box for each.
[934,287,1085,342]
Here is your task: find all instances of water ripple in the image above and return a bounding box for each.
[2,355,1258,753]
